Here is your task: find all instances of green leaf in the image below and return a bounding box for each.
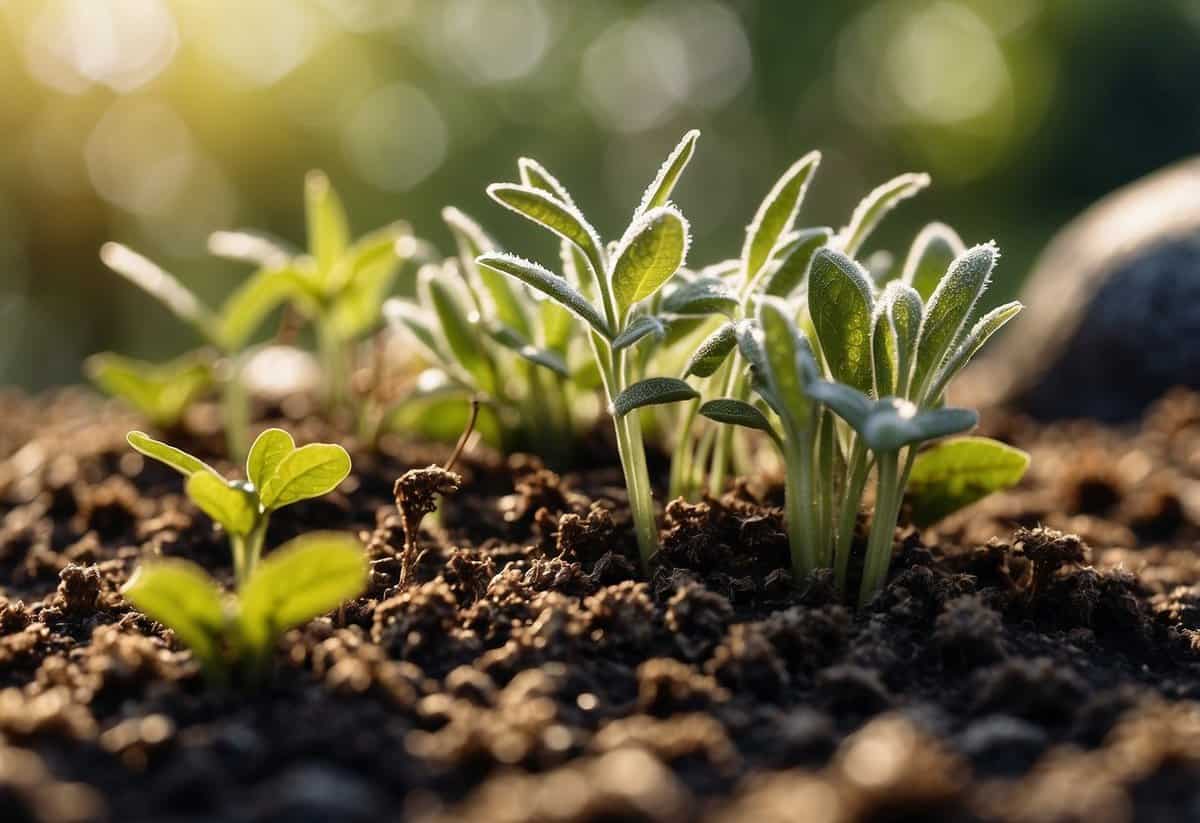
[699,398,779,442]
[486,184,606,285]
[611,315,665,352]
[122,559,227,669]
[246,428,295,491]
[258,443,352,511]
[758,297,814,432]
[517,157,578,206]
[185,472,259,537]
[127,431,218,478]
[487,325,569,376]
[100,243,217,342]
[237,533,367,651]
[207,229,295,268]
[806,380,875,433]
[421,270,497,395]
[661,276,737,317]
[872,306,896,398]
[912,242,998,397]
[476,253,610,338]
[839,172,931,257]
[611,377,699,417]
[384,299,450,367]
[761,227,832,298]
[907,437,1030,527]
[443,207,532,340]
[885,282,924,397]
[862,400,977,453]
[742,151,821,284]
[305,170,350,285]
[611,206,690,315]
[683,322,738,378]
[901,222,965,301]
[215,266,313,352]
[634,129,700,217]
[539,299,574,354]
[808,249,876,393]
[926,300,1022,403]
[86,352,211,427]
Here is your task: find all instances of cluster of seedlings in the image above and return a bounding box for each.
[91,130,1030,671]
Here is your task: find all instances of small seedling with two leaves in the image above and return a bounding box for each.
[475,130,703,569]
[383,206,577,462]
[122,428,364,677]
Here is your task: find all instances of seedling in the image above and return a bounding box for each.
[123,531,367,678]
[126,428,351,584]
[210,171,418,415]
[476,130,702,568]
[695,174,1024,604]
[383,206,576,461]
[97,241,302,459]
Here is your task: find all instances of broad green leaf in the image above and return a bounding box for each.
[518,157,577,206]
[486,184,606,283]
[683,322,737,378]
[487,325,569,376]
[246,428,295,491]
[258,443,352,511]
[476,253,611,338]
[634,129,700,217]
[807,380,875,433]
[238,533,367,651]
[215,266,313,352]
[612,315,665,352]
[699,398,779,442]
[122,559,227,668]
[127,431,217,478]
[761,227,833,297]
[100,243,217,342]
[384,299,451,368]
[926,300,1022,403]
[444,207,532,339]
[207,229,295,267]
[907,437,1030,527]
[742,151,821,284]
[912,242,997,397]
[611,377,699,417]
[861,400,977,453]
[758,297,814,432]
[86,353,211,427]
[661,276,737,317]
[611,206,690,315]
[305,170,350,285]
[808,249,875,393]
[901,222,964,301]
[186,472,258,536]
[839,172,931,257]
[421,271,497,395]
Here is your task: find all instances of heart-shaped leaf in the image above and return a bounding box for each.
[839,172,930,256]
[907,437,1030,526]
[901,222,965,301]
[122,559,228,670]
[127,431,218,478]
[683,322,738,378]
[611,377,699,417]
[612,206,690,315]
[634,129,700,218]
[246,428,295,491]
[186,472,259,536]
[237,533,367,651]
[808,249,875,393]
[258,443,351,511]
[476,253,611,338]
[742,151,821,284]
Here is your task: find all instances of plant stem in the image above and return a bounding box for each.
[317,319,347,413]
[783,432,817,579]
[707,360,747,497]
[833,439,870,594]
[668,397,700,502]
[859,451,902,606]
[220,354,251,464]
[231,517,268,588]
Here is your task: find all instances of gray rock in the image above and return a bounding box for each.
[963,157,1200,421]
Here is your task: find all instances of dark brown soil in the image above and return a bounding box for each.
[3,386,1200,822]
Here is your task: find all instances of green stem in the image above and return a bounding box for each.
[783,432,818,579]
[220,353,251,464]
[860,451,902,606]
[834,438,871,594]
[707,361,748,497]
[317,319,347,413]
[231,517,268,588]
[668,397,701,502]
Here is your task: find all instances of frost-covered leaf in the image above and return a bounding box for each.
[635,129,700,218]
[758,297,815,432]
[700,398,779,442]
[476,253,611,338]
[661,276,737,317]
[611,314,666,352]
[907,437,1030,526]
[611,206,690,315]
[913,242,997,396]
[611,377,698,417]
[808,249,875,393]
[839,173,931,257]
[682,322,737,378]
[761,227,832,298]
[486,184,606,283]
[518,157,577,206]
[926,300,1022,402]
[742,151,821,283]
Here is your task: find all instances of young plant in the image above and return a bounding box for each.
[123,531,366,678]
[98,241,301,460]
[475,130,703,568]
[383,206,576,461]
[126,428,351,584]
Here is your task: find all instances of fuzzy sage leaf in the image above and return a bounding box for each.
[808,249,876,393]
[476,253,611,338]
[611,206,690,315]
[611,377,699,417]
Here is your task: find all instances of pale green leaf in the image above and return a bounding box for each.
[86,352,211,427]
[238,533,367,651]
[127,431,218,478]
[839,172,931,257]
[122,559,227,669]
[886,282,924,397]
[611,206,690,314]
[246,428,295,491]
[808,249,876,393]
[634,129,700,217]
[926,300,1022,403]
[305,170,350,285]
[215,266,314,352]
[186,472,259,536]
[901,222,965,301]
[872,307,896,398]
[487,325,569,376]
[517,157,577,206]
[421,270,497,395]
[486,184,605,285]
[100,243,217,342]
[742,151,821,284]
[476,252,610,338]
[384,299,450,367]
[258,443,351,511]
[207,229,295,268]
[611,377,698,417]
[907,437,1030,527]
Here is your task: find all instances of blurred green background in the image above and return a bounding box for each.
[2,0,1198,389]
